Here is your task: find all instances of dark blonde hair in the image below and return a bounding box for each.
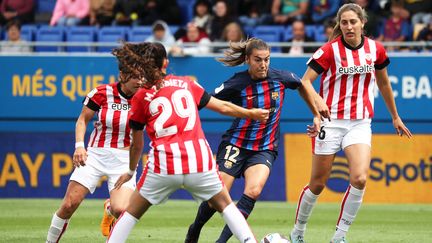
[112,42,166,88]
[217,37,269,66]
[330,3,367,41]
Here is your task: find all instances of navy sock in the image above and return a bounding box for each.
[216,194,256,243]
[191,201,217,231]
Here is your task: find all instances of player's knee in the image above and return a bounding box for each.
[309,182,325,194]
[245,186,263,200]
[110,204,127,218]
[350,174,367,189]
[59,199,80,217]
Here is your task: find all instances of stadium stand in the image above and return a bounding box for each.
[66,26,96,52]
[127,26,153,43]
[177,0,195,25]
[254,25,285,52]
[97,26,127,52]
[35,26,64,52]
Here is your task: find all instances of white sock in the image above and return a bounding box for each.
[333,185,365,239]
[292,186,319,237]
[46,213,69,243]
[106,212,138,243]
[221,203,256,243]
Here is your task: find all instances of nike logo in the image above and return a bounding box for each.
[246,96,255,100]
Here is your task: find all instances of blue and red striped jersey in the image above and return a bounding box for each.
[212,68,302,151]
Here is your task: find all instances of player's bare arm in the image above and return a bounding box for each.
[205,96,269,122]
[73,106,95,167]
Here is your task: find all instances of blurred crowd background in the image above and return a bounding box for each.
[0,0,431,54]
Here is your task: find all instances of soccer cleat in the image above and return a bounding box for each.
[184,223,201,243]
[289,232,305,243]
[100,199,115,237]
[330,237,348,243]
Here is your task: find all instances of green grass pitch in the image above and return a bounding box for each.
[0,199,431,242]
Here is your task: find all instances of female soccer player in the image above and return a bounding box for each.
[106,42,270,243]
[46,43,148,242]
[288,3,412,243]
[185,37,324,243]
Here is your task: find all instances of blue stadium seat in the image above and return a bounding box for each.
[97,26,128,52]
[284,25,318,41]
[177,0,194,25]
[127,26,152,43]
[314,25,326,42]
[305,25,317,40]
[66,26,96,52]
[35,26,64,52]
[169,25,179,35]
[37,0,56,12]
[253,26,284,52]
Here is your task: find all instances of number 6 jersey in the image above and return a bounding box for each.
[129,75,216,175]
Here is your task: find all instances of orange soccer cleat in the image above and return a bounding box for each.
[100,199,115,237]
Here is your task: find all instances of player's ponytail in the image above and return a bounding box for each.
[330,3,367,41]
[217,38,269,66]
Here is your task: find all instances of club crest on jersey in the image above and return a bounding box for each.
[224,160,233,169]
[271,92,279,100]
[365,53,372,62]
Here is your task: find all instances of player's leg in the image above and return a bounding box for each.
[210,187,257,243]
[100,149,137,236]
[108,171,180,243]
[331,120,371,242]
[185,141,240,243]
[290,154,334,242]
[217,159,272,243]
[185,170,256,243]
[106,190,152,243]
[46,157,101,243]
[185,171,235,243]
[46,181,89,243]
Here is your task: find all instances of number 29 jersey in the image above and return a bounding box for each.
[129,75,216,175]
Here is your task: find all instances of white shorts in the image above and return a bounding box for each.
[70,147,136,193]
[313,119,372,155]
[137,169,223,205]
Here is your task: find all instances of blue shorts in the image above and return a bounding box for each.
[216,141,278,178]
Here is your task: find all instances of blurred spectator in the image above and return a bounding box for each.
[0,20,31,53]
[310,0,341,24]
[404,0,432,26]
[323,18,335,41]
[208,0,238,41]
[140,0,181,25]
[112,0,145,26]
[415,21,432,51]
[170,22,211,55]
[282,20,316,54]
[377,0,411,51]
[238,0,272,27]
[50,0,90,26]
[214,21,245,52]
[89,0,115,26]
[0,0,34,26]
[192,0,212,32]
[271,0,308,25]
[353,0,382,38]
[145,20,175,52]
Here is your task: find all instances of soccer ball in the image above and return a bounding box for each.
[260,233,290,243]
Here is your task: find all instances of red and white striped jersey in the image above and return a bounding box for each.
[308,36,390,119]
[83,83,133,148]
[129,74,216,175]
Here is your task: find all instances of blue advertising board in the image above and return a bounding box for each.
[1,55,431,133]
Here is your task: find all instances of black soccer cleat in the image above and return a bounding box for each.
[184,223,201,243]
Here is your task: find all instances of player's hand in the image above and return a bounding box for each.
[315,96,331,121]
[73,147,87,167]
[307,116,321,137]
[250,108,269,122]
[114,173,132,190]
[393,117,412,138]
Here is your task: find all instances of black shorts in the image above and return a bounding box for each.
[216,141,278,178]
